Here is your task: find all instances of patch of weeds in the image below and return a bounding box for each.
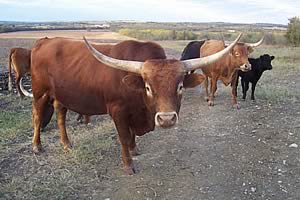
[0,110,31,144]
[255,84,300,103]
[70,130,114,164]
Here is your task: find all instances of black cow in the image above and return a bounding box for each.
[237,54,275,100]
[180,40,206,60]
[180,40,206,73]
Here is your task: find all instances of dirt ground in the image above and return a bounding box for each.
[0,33,299,200]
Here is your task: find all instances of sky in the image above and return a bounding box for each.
[0,0,299,25]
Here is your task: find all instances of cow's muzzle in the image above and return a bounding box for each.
[155,112,178,128]
[240,63,251,72]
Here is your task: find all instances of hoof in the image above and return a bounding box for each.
[233,104,241,110]
[130,146,141,156]
[204,96,209,101]
[32,144,42,154]
[208,100,214,106]
[63,143,72,152]
[123,163,137,175]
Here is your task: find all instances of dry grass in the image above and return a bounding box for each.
[0,30,134,40]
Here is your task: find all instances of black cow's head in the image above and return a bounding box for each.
[260,54,275,70]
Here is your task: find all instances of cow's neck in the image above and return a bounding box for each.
[219,55,238,85]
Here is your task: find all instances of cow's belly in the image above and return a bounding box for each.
[53,81,107,115]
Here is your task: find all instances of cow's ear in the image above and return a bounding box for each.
[247,46,254,54]
[183,73,205,88]
[271,56,275,60]
[122,74,145,91]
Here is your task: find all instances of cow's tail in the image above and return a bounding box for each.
[8,49,14,91]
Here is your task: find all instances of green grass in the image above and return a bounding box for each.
[0,96,32,144]
[69,119,115,164]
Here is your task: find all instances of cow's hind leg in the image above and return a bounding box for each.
[204,75,209,101]
[208,75,218,106]
[15,75,24,98]
[32,94,49,153]
[53,100,71,151]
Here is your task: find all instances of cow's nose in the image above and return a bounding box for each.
[241,63,251,72]
[155,112,178,128]
[246,63,252,70]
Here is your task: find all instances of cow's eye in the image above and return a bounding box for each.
[177,82,184,94]
[145,83,152,96]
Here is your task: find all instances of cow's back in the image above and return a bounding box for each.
[110,40,166,61]
[200,40,226,76]
[11,48,31,74]
[180,40,206,60]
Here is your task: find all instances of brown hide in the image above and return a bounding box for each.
[8,47,31,97]
[200,40,251,107]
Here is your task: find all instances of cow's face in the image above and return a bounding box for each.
[231,43,252,72]
[260,54,274,70]
[122,59,202,128]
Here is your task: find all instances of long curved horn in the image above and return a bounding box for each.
[246,36,264,47]
[183,33,242,72]
[19,77,33,97]
[83,37,143,74]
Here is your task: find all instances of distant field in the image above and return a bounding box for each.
[0,30,133,40]
[0,30,135,72]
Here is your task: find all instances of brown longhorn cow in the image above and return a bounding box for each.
[200,37,264,108]
[8,47,32,97]
[26,34,241,174]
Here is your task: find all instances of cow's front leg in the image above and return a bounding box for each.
[208,76,218,106]
[231,72,240,109]
[243,81,250,100]
[129,130,140,156]
[111,106,137,175]
[203,75,209,101]
[251,82,257,101]
[241,79,246,100]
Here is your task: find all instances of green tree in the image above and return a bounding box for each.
[286,16,300,46]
